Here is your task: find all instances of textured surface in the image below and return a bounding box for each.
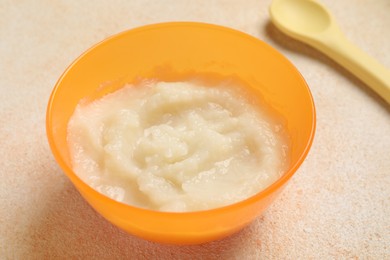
[1,0,389,259]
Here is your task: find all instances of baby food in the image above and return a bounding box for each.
[67,80,289,212]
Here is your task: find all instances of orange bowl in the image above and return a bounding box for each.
[46,22,315,244]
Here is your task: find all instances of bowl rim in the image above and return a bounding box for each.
[46,21,316,217]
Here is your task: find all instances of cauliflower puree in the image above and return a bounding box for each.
[67,80,289,212]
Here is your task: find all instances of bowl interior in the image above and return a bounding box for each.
[47,22,315,244]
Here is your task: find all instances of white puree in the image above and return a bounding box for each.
[67,81,289,212]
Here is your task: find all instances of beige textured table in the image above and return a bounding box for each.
[1,0,389,259]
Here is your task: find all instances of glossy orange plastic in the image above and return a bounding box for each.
[46,22,315,245]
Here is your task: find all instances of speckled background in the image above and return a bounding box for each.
[1,0,389,259]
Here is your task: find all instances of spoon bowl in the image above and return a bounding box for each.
[270,0,390,104]
[271,0,331,35]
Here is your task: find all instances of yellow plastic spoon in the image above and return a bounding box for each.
[269,0,390,104]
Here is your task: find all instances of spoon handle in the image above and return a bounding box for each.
[316,31,390,104]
